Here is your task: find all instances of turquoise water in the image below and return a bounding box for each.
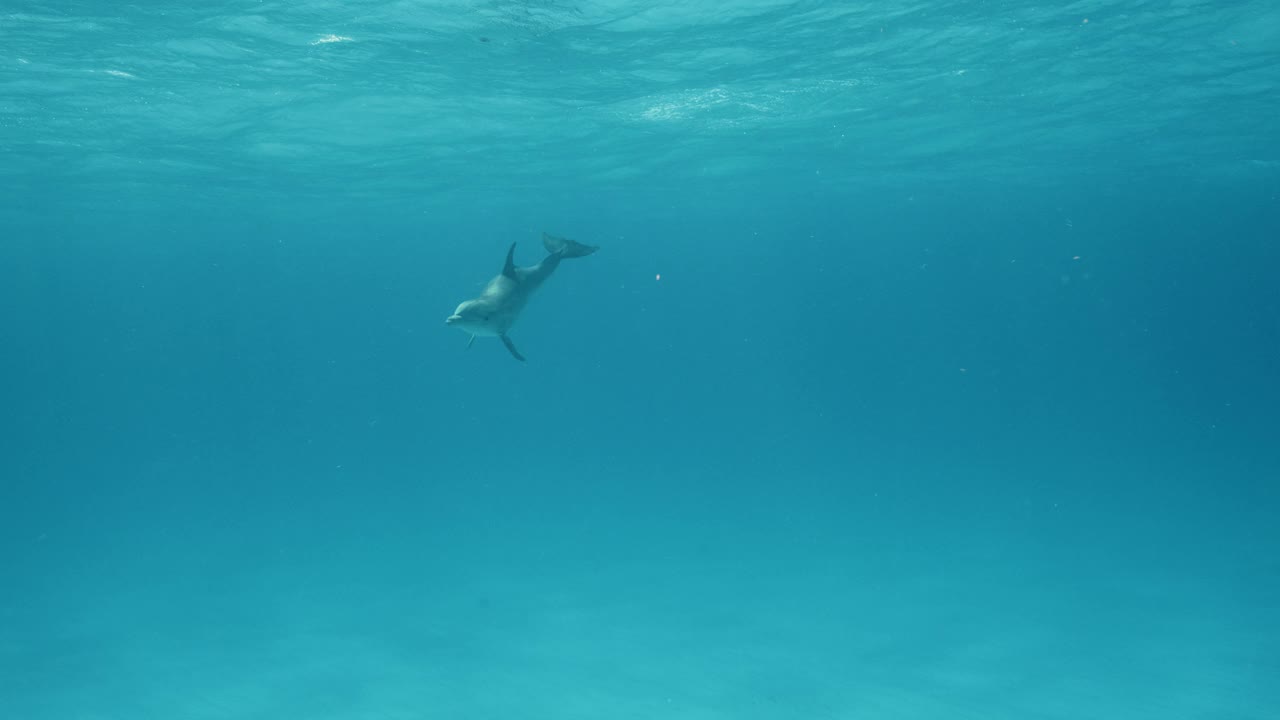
[3,1,1279,717]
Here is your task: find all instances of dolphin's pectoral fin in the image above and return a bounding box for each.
[502,243,519,281]
[500,334,526,362]
[467,335,476,350]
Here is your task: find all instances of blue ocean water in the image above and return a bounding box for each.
[3,1,1279,717]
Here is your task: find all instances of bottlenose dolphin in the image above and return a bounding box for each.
[446,232,599,361]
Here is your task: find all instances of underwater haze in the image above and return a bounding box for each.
[3,1,1279,718]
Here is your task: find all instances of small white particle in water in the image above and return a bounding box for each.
[312,34,352,45]
[103,69,136,78]
[18,58,30,64]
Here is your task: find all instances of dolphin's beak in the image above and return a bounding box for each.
[445,315,460,325]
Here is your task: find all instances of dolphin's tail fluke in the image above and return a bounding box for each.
[542,232,598,258]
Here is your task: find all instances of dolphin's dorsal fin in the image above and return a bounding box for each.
[500,334,526,362]
[502,243,519,281]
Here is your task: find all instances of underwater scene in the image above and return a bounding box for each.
[2,1,1278,718]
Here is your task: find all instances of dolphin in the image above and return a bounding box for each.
[446,232,599,361]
